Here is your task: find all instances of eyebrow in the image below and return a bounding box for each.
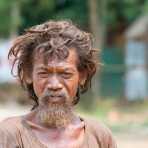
[35,65,75,72]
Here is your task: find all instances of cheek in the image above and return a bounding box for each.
[32,75,46,98]
[66,75,79,98]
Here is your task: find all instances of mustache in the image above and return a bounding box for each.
[40,90,69,101]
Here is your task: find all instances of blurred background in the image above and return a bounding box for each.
[0,0,148,147]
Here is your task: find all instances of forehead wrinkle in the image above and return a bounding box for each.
[34,48,78,72]
[35,63,75,73]
[47,63,76,72]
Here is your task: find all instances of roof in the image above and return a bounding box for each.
[125,15,148,40]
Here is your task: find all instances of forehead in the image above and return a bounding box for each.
[33,48,78,69]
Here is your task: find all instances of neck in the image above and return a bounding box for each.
[27,106,80,129]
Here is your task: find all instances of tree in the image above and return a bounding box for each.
[0,0,12,37]
[19,0,56,33]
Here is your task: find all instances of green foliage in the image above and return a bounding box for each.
[105,0,148,27]
[0,0,12,37]
[0,0,147,37]
[143,0,148,13]
[0,0,88,36]
[19,0,88,33]
[19,0,56,33]
[53,0,88,29]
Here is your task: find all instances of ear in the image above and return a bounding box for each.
[25,77,32,84]
[24,72,33,84]
[79,69,87,86]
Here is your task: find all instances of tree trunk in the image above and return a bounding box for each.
[146,30,148,99]
[10,0,21,38]
[88,0,104,101]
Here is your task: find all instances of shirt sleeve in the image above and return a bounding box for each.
[96,121,117,148]
[105,128,117,148]
[86,119,117,148]
[0,120,22,148]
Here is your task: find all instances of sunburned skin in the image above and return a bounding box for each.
[0,20,116,148]
[23,48,86,147]
[24,111,85,148]
[32,48,80,105]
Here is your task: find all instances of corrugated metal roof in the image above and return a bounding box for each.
[125,15,148,40]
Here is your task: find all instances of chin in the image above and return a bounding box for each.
[38,103,74,127]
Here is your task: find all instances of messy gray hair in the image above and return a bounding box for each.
[8,20,98,109]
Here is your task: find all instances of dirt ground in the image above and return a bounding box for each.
[0,103,148,148]
[115,133,148,148]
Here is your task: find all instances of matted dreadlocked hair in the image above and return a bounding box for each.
[8,20,99,109]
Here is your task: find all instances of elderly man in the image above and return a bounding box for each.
[0,21,116,148]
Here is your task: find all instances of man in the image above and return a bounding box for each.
[0,21,116,148]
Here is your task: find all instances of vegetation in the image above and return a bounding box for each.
[0,0,147,109]
[0,0,147,38]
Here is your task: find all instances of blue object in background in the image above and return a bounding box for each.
[0,39,14,83]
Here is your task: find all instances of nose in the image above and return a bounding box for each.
[47,75,63,91]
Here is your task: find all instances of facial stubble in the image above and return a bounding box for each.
[37,99,75,128]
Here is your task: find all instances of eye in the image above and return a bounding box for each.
[37,72,48,78]
[61,72,73,79]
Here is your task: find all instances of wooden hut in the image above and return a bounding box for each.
[125,15,148,100]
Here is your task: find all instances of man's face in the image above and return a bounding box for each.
[32,48,80,106]
[31,48,82,127]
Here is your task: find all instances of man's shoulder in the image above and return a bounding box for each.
[0,116,25,147]
[0,116,22,124]
[84,118,112,134]
[0,116,23,133]
[83,118,117,148]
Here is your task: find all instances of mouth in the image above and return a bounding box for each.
[44,95,65,104]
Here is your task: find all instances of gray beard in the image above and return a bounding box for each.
[37,103,75,128]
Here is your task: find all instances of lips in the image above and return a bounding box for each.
[44,95,65,104]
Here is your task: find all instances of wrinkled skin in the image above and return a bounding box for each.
[24,48,86,147]
[33,48,80,107]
